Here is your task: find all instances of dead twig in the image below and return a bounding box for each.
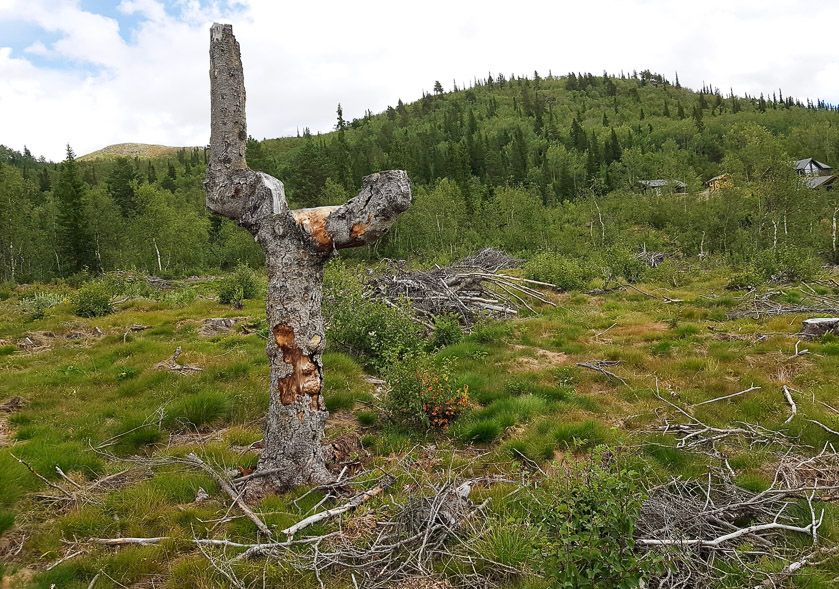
[576,360,628,386]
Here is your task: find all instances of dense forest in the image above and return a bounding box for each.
[2,69,839,283]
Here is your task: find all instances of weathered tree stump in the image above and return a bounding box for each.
[801,318,839,338]
[205,24,411,492]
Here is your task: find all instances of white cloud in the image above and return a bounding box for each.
[1,0,838,161]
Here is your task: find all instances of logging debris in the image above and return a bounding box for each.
[367,248,557,327]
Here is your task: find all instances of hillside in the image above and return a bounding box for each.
[1,70,839,281]
[78,143,187,162]
[2,70,839,587]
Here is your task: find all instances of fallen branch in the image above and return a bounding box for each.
[576,360,628,386]
[182,453,272,537]
[691,385,761,408]
[281,476,394,538]
[782,386,797,425]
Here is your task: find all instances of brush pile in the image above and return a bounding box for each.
[727,282,839,319]
[638,448,838,588]
[367,248,557,327]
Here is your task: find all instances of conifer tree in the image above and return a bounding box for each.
[106,157,139,216]
[570,117,587,152]
[55,146,94,273]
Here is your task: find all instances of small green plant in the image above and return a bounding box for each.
[384,354,469,429]
[19,291,65,319]
[539,448,661,587]
[72,281,114,317]
[165,391,231,430]
[218,263,259,306]
[428,314,463,349]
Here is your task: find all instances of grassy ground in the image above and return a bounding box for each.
[1,267,838,588]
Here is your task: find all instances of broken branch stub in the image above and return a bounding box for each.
[205,23,411,492]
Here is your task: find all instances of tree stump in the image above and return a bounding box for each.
[205,24,411,492]
[801,318,839,338]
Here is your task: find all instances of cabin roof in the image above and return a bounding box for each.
[805,174,836,188]
[639,179,686,188]
[795,157,831,171]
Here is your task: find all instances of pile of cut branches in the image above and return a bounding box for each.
[368,248,556,327]
[728,283,839,319]
[638,448,838,588]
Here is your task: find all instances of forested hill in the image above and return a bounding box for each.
[2,70,839,282]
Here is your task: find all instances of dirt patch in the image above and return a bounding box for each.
[608,321,669,338]
[16,326,104,352]
[507,344,568,372]
[0,396,27,447]
[198,317,248,337]
[0,566,33,588]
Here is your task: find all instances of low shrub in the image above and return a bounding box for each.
[72,281,114,317]
[525,253,595,291]
[19,290,65,319]
[603,247,648,285]
[538,448,661,587]
[384,354,469,429]
[726,267,763,290]
[218,263,259,306]
[754,247,820,283]
[428,314,463,349]
[324,260,423,365]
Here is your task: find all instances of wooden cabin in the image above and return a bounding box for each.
[705,174,732,191]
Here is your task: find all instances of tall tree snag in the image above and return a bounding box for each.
[205,24,411,491]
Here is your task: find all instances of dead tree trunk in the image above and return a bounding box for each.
[205,24,411,492]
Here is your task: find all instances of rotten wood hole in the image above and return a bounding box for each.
[272,323,322,410]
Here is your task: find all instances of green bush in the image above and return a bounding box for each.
[525,253,595,291]
[754,247,820,283]
[428,314,463,349]
[72,281,114,317]
[324,260,422,365]
[539,448,661,587]
[726,268,763,290]
[218,263,259,306]
[19,290,65,319]
[603,247,647,284]
[383,353,469,429]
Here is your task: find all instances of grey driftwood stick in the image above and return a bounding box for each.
[205,23,411,491]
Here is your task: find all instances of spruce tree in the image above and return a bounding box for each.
[55,145,94,274]
[106,157,139,216]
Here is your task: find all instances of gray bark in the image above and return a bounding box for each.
[801,318,839,338]
[205,24,411,492]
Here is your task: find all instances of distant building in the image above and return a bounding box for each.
[638,179,687,195]
[705,174,732,191]
[804,174,837,190]
[795,158,832,177]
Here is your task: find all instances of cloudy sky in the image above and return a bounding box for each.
[1,0,838,161]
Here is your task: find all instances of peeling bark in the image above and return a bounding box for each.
[204,24,411,492]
